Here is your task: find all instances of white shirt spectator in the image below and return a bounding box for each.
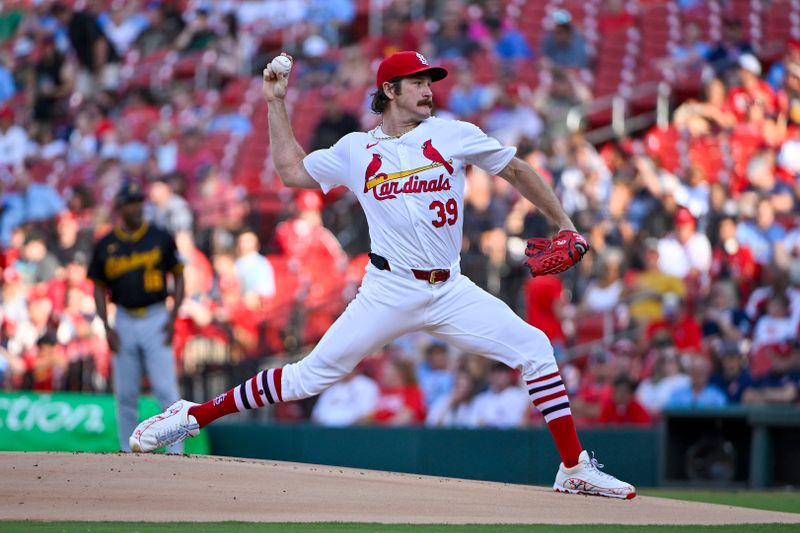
[311,375,379,426]
[425,394,477,428]
[636,373,691,414]
[583,279,623,312]
[471,385,530,428]
[0,124,31,169]
[657,233,712,278]
[752,315,797,350]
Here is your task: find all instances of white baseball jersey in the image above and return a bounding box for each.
[303,116,516,269]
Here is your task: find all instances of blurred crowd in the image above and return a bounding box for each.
[0,0,798,427]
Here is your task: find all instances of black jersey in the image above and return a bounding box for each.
[88,223,183,309]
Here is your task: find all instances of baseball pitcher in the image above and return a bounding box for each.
[131,51,634,498]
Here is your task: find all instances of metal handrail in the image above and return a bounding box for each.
[567,81,672,143]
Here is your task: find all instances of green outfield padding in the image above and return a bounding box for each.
[206,424,659,486]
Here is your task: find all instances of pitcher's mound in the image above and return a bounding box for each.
[2,452,798,525]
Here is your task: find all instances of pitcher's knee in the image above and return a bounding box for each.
[517,327,558,378]
[281,357,351,401]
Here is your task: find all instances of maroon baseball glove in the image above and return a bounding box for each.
[524,230,590,277]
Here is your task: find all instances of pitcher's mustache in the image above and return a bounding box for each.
[418,99,433,107]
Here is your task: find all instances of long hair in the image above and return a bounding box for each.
[369,79,403,114]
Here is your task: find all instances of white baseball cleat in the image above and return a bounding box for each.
[129,400,200,453]
[553,450,636,499]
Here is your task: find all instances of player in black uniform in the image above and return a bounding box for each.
[88,181,185,452]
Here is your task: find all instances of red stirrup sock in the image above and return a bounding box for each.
[188,368,283,428]
[527,371,582,468]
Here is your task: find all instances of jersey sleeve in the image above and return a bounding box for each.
[162,232,184,274]
[455,120,517,175]
[87,238,107,287]
[303,135,352,194]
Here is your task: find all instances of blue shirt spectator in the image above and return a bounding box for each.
[541,11,588,69]
[0,61,15,105]
[666,357,728,409]
[416,342,454,408]
[484,17,532,61]
[234,230,275,298]
[736,220,785,265]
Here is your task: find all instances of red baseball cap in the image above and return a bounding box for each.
[675,207,695,226]
[376,51,448,88]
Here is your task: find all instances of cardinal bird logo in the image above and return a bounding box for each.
[364,153,382,192]
[421,140,453,175]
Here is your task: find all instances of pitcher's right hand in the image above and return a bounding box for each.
[263,53,291,102]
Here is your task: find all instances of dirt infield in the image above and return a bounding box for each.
[2,452,799,525]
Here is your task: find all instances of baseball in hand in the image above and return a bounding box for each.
[270,55,292,76]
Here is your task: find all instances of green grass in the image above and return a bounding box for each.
[1,525,798,533]
[641,489,800,515]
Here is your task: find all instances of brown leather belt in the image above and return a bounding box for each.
[369,253,451,284]
[412,269,450,283]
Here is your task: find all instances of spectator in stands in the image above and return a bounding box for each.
[636,347,689,415]
[98,1,148,57]
[175,126,214,191]
[540,9,588,70]
[672,77,736,134]
[332,44,371,90]
[429,6,479,60]
[471,362,529,428]
[665,356,728,409]
[484,82,543,146]
[234,229,275,299]
[310,87,361,151]
[0,51,17,105]
[656,207,712,280]
[597,374,652,426]
[572,348,617,422]
[446,65,494,117]
[22,331,65,391]
[644,292,703,353]
[710,216,759,297]
[625,239,686,326]
[461,166,505,288]
[311,366,379,426]
[483,16,531,61]
[14,231,58,285]
[51,211,91,267]
[701,280,750,341]
[736,197,786,266]
[751,294,797,350]
[667,21,710,71]
[147,176,193,236]
[767,39,800,92]
[416,341,454,409]
[295,34,337,89]
[134,3,182,56]
[426,367,479,428]
[742,342,800,406]
[727,54,779,124]
[175,7,217,53]
[371,9,420,60]
[704,18,754,77]
[175,230,213,296]
[51,2,120,92]
[0,105,29,170]
[709,340,752,404]
[373,358,426,425]
[581,247,624,314]
[306,0,355,45]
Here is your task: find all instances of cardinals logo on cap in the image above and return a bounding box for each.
[416,52,429,65]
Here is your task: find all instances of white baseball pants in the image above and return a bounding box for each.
[281,262,558,401]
